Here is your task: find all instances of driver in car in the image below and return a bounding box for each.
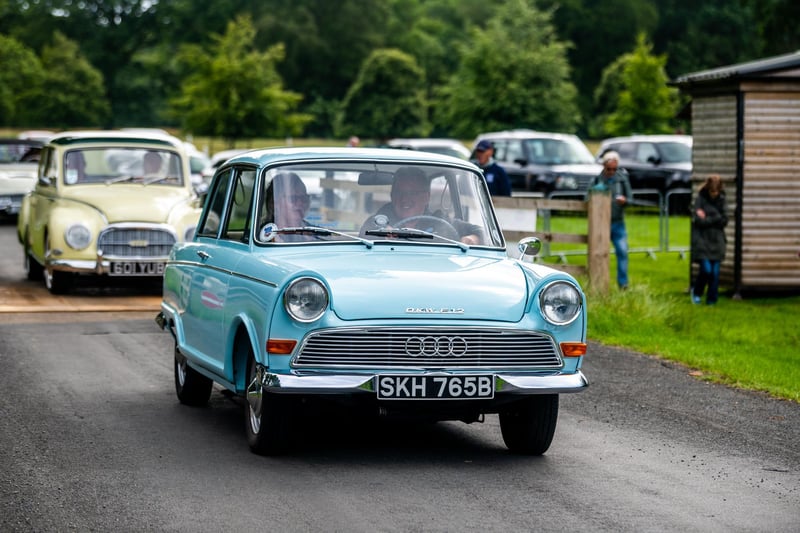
[360,166,482,245]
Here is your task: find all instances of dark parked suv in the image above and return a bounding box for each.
[596,135,692,193]
[472,130,602,197]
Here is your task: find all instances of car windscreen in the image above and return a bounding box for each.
[254,161,503,247]
[0,141,41,164]
[63,148,185,186]
[523,137,595,165]
[658,142,692,163]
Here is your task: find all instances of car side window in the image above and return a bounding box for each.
[636,143,659,163]
[197,168,231,237]
[506,141,524,164]
[40,147,57,186]
[490,140,507,162]
[220,167,256,242]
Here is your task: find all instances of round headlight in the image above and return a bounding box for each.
[64,224,92,250]
[284,277,328,323]
[539,281,582,325]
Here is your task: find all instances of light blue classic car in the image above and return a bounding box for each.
[157,147,588,455]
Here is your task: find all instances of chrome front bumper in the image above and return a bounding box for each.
[262,369,588,395]
[46,255,167,276]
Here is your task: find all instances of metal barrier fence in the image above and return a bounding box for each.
[538,188,692,262]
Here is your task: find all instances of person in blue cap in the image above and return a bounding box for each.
[472,140,511,196]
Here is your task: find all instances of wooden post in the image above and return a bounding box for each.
[587,191,611,294]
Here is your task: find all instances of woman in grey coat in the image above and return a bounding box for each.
[691,174,727,304]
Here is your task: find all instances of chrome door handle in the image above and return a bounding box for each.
[196,250,210,260]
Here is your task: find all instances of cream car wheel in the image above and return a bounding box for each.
[43,237,73,294]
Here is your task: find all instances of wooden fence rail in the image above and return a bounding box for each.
[493,191,611,293]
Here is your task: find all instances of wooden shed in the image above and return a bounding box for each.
[672,51,800,296]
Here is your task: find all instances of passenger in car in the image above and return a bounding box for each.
[360,166,482,245]
[261,172,312,242]
[64,151,87,184]
[143,151,163,176]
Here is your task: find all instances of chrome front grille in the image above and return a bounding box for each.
[97,226,176,259]
[293,327,563,369]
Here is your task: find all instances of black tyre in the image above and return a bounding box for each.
[23,232,43,281]
[245,352,292,455]
[499,394,559,455]
[174,344,213,406]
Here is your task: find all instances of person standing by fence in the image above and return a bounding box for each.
[590,151,632,290]
[691,174,727,305]
[472,140,511,196]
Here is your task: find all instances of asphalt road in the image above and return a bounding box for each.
[0,221,798,532]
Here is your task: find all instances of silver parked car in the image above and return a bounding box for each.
[472,130,602,196]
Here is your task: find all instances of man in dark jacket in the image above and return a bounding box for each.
[473,140,511,196]
[691,174,727,304]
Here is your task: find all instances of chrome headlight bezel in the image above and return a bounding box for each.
[284,277,329,323]
[64,224,92,250]
[539,280,582,325]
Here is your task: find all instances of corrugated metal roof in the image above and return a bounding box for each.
[672,50,800,85]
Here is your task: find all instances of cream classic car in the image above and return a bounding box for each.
[17,131,204,293]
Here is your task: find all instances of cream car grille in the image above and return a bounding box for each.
[98,226,176,258]
[293,327,563,369]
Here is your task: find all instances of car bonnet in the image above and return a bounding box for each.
[274,250,530,321]
[60,186,193,223]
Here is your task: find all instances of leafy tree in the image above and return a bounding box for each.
[0,34,44,127]
[27,32,110,128]
[749,0,800,56]
[540,0,658,133]
[594,33,681,136]
[655,0,761,78]
[169,15,311,145]
[434,0,580,138]
[254,0,392,136]
[337,48,428,140]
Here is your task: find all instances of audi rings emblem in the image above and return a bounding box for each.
[404,336,468,357]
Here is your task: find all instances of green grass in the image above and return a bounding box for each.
[540,214,800,403]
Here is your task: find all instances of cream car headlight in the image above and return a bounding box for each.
[539,281,582,325]
[284,277,328,323]
[64,224,92,250]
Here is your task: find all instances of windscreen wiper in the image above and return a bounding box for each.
[365,227,468,251]
[277,226,374,248]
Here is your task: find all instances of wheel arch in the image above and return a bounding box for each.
[228,317,262,394]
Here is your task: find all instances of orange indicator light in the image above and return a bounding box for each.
[267,339,297,354]
[560,342,587,357]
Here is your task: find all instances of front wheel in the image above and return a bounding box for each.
[499,395,559,455]
[174,344,212,406]
[43,237,73,294]
[245,353,292,455]
[23,231,43,281]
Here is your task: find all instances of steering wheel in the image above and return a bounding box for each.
[394,215,459,241]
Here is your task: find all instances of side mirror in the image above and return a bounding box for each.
[517,237,542,259]
[647,155,661,165]
[513,158,528,167]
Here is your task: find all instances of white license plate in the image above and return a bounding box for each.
[376,375,495,400]
[109,261,165,276]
